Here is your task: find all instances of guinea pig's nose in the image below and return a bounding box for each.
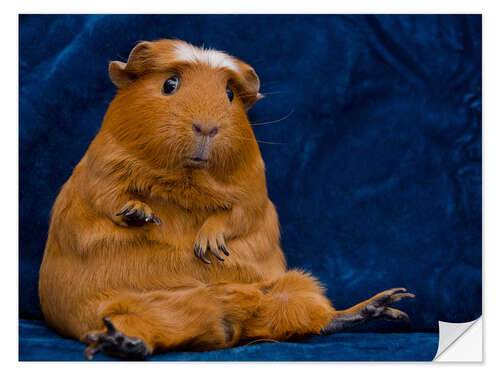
[192,123,219,138]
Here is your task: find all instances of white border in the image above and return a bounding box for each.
[5,1,489,14]
[4,0,497,373]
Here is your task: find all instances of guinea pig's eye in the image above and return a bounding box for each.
[226,86,234,102]
[162,76,180,95]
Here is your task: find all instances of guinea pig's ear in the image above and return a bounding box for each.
[109,41,155,88]
[233,60,263,110]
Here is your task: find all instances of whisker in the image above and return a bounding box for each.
[231,135,285,145]
[260,90,290,96]
[255,140,285,145]
[250,109,294,126]
[238,90,289,99]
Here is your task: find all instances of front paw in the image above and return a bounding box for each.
[194,231,229,264]
[116,200,162,227]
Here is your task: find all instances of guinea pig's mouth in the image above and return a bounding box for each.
[189,157,208,163]
[185,157,208,168]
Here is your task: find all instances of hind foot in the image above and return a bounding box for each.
[356,287,415,322]
[84,317,152,360]
[322,287,415,334]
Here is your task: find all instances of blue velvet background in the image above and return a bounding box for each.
[19,14,481,361]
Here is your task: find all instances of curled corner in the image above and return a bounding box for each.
[434,316,482,361]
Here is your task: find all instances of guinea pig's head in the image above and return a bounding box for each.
[102,39,263,173]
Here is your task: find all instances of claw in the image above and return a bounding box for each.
[194,244,211,264]
[210,246,225,261]
[218,243,229,256]
[116,206,129,216]
[199,252,211,264]
[125,208,138,217]
[216,235,229,256]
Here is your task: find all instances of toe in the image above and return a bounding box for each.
[152,215,162,226]
[386,287,407,296]
[120,337,152,360]
[199,251,211,264]
[194,237,211,264]
[142,206,161,225]
[217,234,229,256]
[115,332,125,344]
[372,288,408,305]
[124,208,138,218]
[142,204,153,217]
[210,247,224,261]
[389,292,415,304]
[84,342,102,360]
[85,333,99,343]
[194,244,211,264]
[383,307,410,323]
[208,237,224,261]
[144,211,154,223]
[116,205,129,216]
[103,317,116,333]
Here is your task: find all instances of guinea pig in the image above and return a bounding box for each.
[38,39,414,360]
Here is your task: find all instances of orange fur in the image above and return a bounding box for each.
[39,40,410,359]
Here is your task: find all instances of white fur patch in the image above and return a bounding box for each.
[174,43,238,71]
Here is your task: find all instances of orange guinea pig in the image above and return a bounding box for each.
[38,39,414,360]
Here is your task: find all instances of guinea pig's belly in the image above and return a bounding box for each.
[95,230,280,289]
[138,240,270,286]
